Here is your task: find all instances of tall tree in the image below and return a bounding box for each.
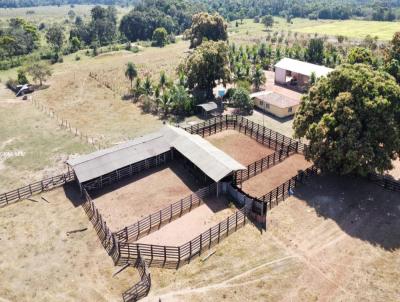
[262,15,274,31]
[186,12,228,48]
[125,62,138,90]
[293,64,400,176]
[183,40,230,99]
[46,24,64,53]
[306,38,324,64]
[385,32,400,84]
[251,65,266,91]
[25,61,52,86]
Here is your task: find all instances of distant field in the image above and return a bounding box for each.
[296,19,400,41]
[0,4,131,24]
[229,18,399,45]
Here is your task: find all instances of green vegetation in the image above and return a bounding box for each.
[293,64,400,176]
[152,27,168,47]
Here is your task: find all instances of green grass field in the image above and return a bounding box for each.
[229,18,399,44]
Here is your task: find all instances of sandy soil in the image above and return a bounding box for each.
[92,161,201,232]
[241,154,312,197]
[137,196,235,246]
[143,174,400,302]
[205,130,275,166]
[0,185,139,302]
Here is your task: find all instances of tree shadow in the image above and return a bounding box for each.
[292,173,400,251]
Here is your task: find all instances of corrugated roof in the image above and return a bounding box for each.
[197,102,218,112]
[67,132,170,183]
[275,58,333,78]
[67,125,245,184]
[251,91,300,108]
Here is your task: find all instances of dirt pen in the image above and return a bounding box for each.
[92,161,202,232]
[205,130,275,165]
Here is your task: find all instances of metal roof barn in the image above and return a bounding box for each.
[197,102,218,112]
[67,125,245,185]
[275,58,333,78]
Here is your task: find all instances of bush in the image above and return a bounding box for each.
[224,87,237,101]
[235,80,252,92]
[231,87,253,115]
[17,69,28,84]
[75,55,81,61]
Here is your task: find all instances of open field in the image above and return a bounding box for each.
[242,154,312,197]
[0,87,93,192]
[228,18,399,45]
[142,174,400,301]
[137,195,235,246]
[0,5,131,24]
[93,161,201,232]
[205,130,275,165]
[0,185,138,302]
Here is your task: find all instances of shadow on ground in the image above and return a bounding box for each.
[293,173,400,251]
[63,182,84,207]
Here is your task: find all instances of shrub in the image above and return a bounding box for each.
[231,87,253,115]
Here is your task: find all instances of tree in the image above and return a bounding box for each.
[170,85,193,115]
[293,64,400,176]
[231,87,253,115]
[125,62,138,90]
[262,15,274,31]
[143,76,153,96]
[251,65,266,91]
[69,36,81,53]
[17,69,28,84]
[159,71,168,91]
[25,61,52,86]
[186,13,228,48]
[152,27,168,47]
[306,38,324,64]
[385,32,400,84]
[183,40,230,100]
[347,47,374,65]
[46,24,64,52]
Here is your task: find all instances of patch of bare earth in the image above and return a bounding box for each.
[137,196,235,246]
[0,185,138,302]
[241,154,312,197]
[205,130,275,166]
[92,161,202,232]
[142,174,399,302]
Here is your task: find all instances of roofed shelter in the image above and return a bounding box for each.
[67,125,245,194]
[197,102,219,118]
[274,58,333,91]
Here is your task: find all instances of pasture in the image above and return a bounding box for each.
[0,87,93,192]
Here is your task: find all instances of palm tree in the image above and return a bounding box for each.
[252,65,266,91]
[159,90,171,119]
[143,76,153,96]
[159,71,168,91]
[125,62,138,90]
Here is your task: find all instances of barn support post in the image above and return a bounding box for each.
[216,181,219,197]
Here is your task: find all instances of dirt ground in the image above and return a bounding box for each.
[241,154,313,197]
[143,174,400,301]
[92,161,202,232]
[205,130,275,166]
[0,185,139,302]
[137,195,235,246]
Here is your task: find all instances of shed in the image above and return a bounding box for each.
[197,102,219,118]
[251,91,300,118]
[67,125,245,192]
[274,58,333,91]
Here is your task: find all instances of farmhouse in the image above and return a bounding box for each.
[67,125,245,194]
[250,91,300,118]
[274,58,333,91]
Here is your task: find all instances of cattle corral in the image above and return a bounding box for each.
[1,115,399,302]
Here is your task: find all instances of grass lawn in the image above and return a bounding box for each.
[0,87,93,191]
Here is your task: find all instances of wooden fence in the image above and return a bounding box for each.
[82,188,120,262]
[122,256,151,302]
[182,115,303,153]
[32,97,107,150]
[0,171,75,207]
[115,183,217,243]
[117,208,247,268]
[84,151,172,191]
[368,172,400,192]
[235,146,293,184]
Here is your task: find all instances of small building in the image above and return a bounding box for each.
[250,91,300,118]
[274,58,333,91]
[197,101,219,118]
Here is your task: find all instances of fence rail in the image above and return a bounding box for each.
[82,188,120,262]
[122,256,151,302]
[115,183,217,242]
[0,171,75,207]
[235,146,294,184]
[117,208,247,268]
[368,172,400,192]
[182,115,303,153]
